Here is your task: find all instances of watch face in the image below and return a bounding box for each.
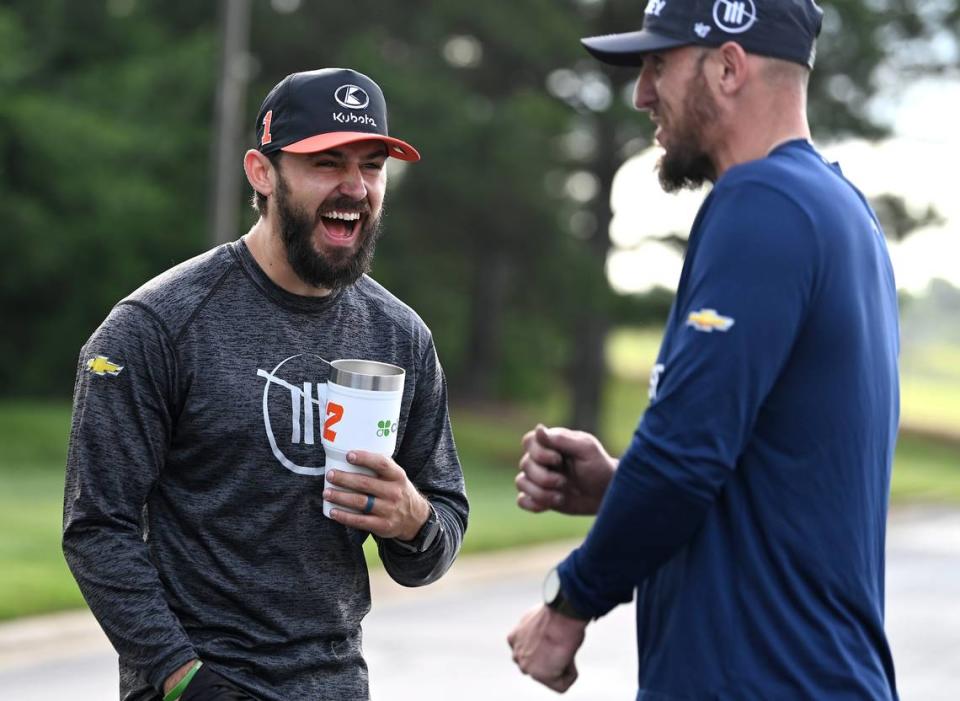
[543,567,561,605]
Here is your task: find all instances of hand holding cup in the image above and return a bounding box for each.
[324,450,431,540]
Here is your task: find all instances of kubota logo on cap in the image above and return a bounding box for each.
[334,85,370,110]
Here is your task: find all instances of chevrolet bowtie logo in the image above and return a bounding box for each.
[86,355,124,376]
[686,308,735,333]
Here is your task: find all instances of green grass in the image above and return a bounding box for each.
[898,341,960,433]
[900,378,960,435]
[900,341,960,382]
[605,327,663,382]
[0,402,85,619]
[891,433,960,503]
[449,408,594,553]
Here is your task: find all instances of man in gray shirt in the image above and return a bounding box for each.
[63,68,468,701]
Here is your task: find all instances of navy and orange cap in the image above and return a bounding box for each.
[255,68,420,161]
[581,0,823,69]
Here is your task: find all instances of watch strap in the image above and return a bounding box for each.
[393,503,440,553]
[550,592,591,621]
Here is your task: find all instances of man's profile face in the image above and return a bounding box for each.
[272,142,388,289]
[634,47,718,192]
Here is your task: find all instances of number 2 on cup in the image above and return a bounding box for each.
[324,402,344,442]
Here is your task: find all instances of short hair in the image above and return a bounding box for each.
[252,151,284,217]
[759,56,811,91]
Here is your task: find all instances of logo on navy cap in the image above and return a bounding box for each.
[645,0,667,16]
[334,85,370,110]
[713,0,757,33]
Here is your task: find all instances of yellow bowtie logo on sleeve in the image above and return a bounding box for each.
[686,308,735,333]
[86,355,124,376]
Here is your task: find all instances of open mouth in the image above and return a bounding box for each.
[318,209,363,245]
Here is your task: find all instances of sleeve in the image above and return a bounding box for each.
[62,302,197,691]
[559,182,819,618]
[376,335,469,586]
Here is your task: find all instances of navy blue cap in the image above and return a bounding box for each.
[581,0,823,69]
[255,68,420,161]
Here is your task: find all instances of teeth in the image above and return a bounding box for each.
[323,210,361,221]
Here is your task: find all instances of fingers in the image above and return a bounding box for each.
[345,450,403,479]
[326,468,395,498]
[323,486,383,515]
[326,503,388,532]
[515,472,563,511]
[325,453,427,541]
[517,492,550,514]
[519,452,566,488]
[535,424,596,462]
[547,663,578,693]
[508,614,580,693]
[326,450,407,495]
[517,425,572,514]
[522,424,566,472]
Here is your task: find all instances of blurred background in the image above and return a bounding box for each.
[1,0,958,692]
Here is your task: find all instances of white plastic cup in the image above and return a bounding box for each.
[320,359,405,518]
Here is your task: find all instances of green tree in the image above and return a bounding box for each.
[3,0,956,433]
[0,1,218,395]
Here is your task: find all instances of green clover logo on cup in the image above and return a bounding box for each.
[376,419,398,438]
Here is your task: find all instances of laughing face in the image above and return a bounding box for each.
[273,142,387,290]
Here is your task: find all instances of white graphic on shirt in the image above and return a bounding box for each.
[257,354,327,476]
[649,363,666,401]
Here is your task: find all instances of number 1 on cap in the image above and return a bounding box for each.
[261,110,273,146]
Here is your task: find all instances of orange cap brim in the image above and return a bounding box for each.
[281,132,420,162]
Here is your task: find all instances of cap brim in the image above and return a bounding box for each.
[281,132,420,162]
[581,30,691,66]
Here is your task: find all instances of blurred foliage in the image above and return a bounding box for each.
[0,1,217,395]
[1,0,956,404]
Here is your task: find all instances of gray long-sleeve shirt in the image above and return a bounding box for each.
[62,239,468,700]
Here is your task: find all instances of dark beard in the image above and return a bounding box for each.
[657,57,719,193]
[275,175,383,290]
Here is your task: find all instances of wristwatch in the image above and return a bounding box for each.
[543,566,591,621]
[393,504,442,553]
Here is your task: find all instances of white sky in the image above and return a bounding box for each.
[606,78,960,296]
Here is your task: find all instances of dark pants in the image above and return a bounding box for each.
[181,666,258,701]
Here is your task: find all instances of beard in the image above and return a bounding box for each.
[275,174,383,290]
[657,58,720,193]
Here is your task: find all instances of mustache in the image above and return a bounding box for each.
[316,196,372,219]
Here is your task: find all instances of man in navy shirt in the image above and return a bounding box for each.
[508,1,900,699]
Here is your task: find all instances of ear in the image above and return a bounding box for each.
[714,41,750,96]
[243,149,278,198]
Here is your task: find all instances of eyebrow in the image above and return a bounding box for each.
[316,146,388,160]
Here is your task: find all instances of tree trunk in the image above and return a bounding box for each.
[460,245,511,401]
[568,111,618,437]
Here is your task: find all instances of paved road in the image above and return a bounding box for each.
[2,507,958,699]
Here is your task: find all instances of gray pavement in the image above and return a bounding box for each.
[2,506,958,699]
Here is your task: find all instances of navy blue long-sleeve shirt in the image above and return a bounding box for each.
[560,140,899,700]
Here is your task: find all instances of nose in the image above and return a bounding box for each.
[337,162,367,201]
[633,64,656,112]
